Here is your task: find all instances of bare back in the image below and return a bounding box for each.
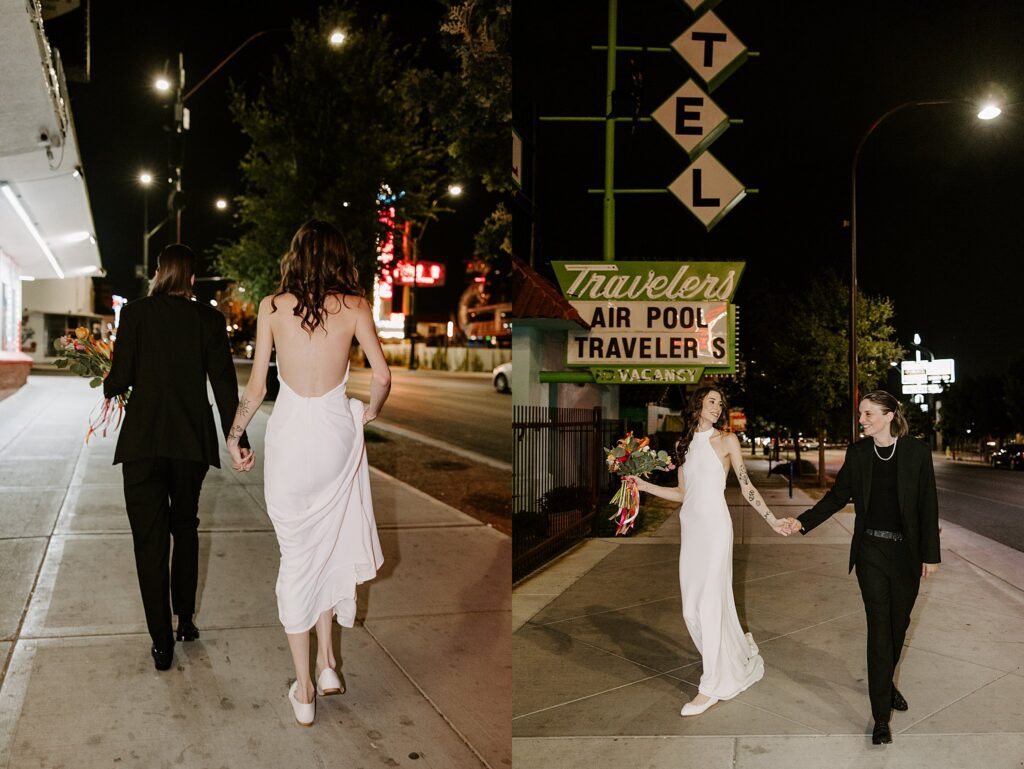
[265,293,364,397]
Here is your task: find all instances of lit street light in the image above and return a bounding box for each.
[154,76,171,92]
[139,171,153,186]
[329,29,346,47]
[447,184,463,197]
[849,98,999,441]
[215,198,228,210]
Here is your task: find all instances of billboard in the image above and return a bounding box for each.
[552,261,744,384]
[900,359,955,395]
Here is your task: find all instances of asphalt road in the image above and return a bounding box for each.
[807,448,1024,554]
[236,361,511,464]
[933,459,1024,553]
[346,368,511,464]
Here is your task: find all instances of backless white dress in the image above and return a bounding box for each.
[679,427,764,699]
[264,370,384,633]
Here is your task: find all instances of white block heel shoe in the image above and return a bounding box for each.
[288,681,315,726]
[316,667,344,696]
[680,696,719,717]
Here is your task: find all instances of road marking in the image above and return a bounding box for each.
[936,485,1024,510]
[368,420,512,472]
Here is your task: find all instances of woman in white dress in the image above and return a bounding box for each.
[628,386,788,716]
[225,220,391,726]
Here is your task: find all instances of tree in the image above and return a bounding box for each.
[436,0,511,264]
[939,375,1014,453]
[215,6,454,299]
[749,271,903,486]
[1004,355,1024,435]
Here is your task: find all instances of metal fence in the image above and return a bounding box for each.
[512,406,603,582]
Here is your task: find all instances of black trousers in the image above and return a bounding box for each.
[122,458,208,649]
[855,535,921,720]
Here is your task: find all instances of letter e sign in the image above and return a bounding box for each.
[651,79,729,161]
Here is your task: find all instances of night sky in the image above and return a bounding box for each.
[513,0,1024,380]
[45,0,493,317]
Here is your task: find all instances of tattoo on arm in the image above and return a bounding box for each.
[236,395,251,419]
[227,425,244,444]
[748,489,755,502]
[738,465,749,485]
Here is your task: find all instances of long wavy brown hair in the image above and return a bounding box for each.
[674,386,729,466]
[272,219,364,334]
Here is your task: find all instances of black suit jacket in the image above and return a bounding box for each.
[104,294,248,468]
[797,436,941,573]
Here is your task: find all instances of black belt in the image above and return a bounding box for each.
[865,528,904,542]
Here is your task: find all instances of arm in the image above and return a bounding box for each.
[225,297,273,469]
[354,297,391,424]
[919,442,941,576]
[791,446,856,534]
[627,465,684,504]
[206,307,249,453]
[726,434,789,535]
[103,304,136,398]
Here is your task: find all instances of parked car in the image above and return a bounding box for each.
[492,361,511,393]
[991,443,1024,470]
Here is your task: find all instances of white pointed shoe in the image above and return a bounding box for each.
[316,667,344,696]
[680,695,719,717]
[288,681,315,726]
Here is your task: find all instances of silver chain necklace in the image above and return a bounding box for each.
[873,437,898,462]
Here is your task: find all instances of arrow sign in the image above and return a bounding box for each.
[668,152,746,230]
[651,79,729,160]
[672,11,748,92]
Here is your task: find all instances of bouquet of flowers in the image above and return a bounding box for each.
[605,432,675,535]
[52,327,127,443]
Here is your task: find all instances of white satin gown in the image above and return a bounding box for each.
[679,428,764,699]
[263,371,384,633]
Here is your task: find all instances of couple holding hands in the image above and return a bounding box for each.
[627,386,939,745]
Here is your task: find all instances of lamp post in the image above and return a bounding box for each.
[139,171,153,281]
[152,28,344,241]
[407,183,462,370]
[848,98,998,442]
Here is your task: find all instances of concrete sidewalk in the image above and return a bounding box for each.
[513,458,1024,768]
[0,377,510,769]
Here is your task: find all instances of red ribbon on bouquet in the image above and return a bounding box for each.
[609,476,640,535]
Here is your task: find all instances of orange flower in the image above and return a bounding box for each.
[75,327,89,341]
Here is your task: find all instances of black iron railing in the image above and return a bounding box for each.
[512,406,603,582]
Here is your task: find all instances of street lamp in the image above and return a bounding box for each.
[151,30,289,241]
[214,198,228,210]
[848,98,997,441]
[328,29,346,47]
[138,170,155,287]
[406,183,464,369]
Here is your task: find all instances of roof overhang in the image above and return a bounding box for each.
[0,0,102,281]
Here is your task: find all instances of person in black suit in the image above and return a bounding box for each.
[782,390,940,745]
[104,244,251,671]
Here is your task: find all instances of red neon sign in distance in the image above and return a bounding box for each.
[392,260,445,287]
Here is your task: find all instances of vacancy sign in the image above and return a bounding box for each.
[651,79,728,160]
[668,152,746,230]
[672,11,748,93]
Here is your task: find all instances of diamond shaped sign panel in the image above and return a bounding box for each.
[669,152,746,230]
[672,11,747,92]
[679,0,722,14]
[651,79,728,161]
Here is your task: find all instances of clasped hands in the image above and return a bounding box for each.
[775,517,802,536]
[228,444,256,472]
